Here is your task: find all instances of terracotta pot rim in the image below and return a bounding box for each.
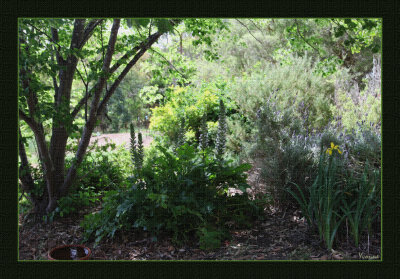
[48,244,91,260]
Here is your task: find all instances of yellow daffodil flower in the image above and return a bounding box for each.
[326,142,342,155]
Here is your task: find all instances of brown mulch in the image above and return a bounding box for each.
[18,204,380,261]
[18,153,381,261]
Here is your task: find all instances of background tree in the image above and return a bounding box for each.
[18,18,225,216]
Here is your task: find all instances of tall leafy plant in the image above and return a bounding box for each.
[130,123,136,166]
[216,99,227,160]
[199,113,209,151]
[130,123,144,177]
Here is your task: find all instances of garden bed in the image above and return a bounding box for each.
[18,205,380,261]
[18,165,380,261]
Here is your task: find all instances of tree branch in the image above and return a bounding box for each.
[79,19,104,49]
[70,57,94,120]
[19,65,39,124]
[70,85,95,120]
[61,19,121,196]
[50,45,59,99]
[50,27,65,65]
[75,68,90,122]
[109,45,141,74]
[19,109,55,204]
[107,19,181,75]
[19,110,36,130]
[248,19,264,34]
[149,47,188,80]
[97,31,163,116]
[294,19,322,56]
[18,128,35,200]
[236,19,264,45]
[75,67,88,88]
[26,22,62,49]
[69,19,86,53]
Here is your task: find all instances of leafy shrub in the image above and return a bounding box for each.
[242,91,381,209]
[43,190,101,223]
[39,141,130,222]
[150,84,235,148]
[248,101,317,205]
[65,141,129,194]
[330,58,381,134]
[81,143,264,248]
[228,54,334,131]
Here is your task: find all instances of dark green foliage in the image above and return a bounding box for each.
[197,227,226,250]
[65,142,127,194]
[40,141,129,221]
[81,143,264,248]
[43,190,101,223]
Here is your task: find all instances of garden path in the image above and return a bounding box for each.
[90,132,153,148]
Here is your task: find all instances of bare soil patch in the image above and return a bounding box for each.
[90,132,153,148]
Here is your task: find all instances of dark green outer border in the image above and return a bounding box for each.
[1,0,399,278]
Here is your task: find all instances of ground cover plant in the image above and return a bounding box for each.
[19,18,381,260]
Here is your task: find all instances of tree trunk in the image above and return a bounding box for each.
[18,129,35,201]
[19,19,172,219]
[60,19,121,198]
